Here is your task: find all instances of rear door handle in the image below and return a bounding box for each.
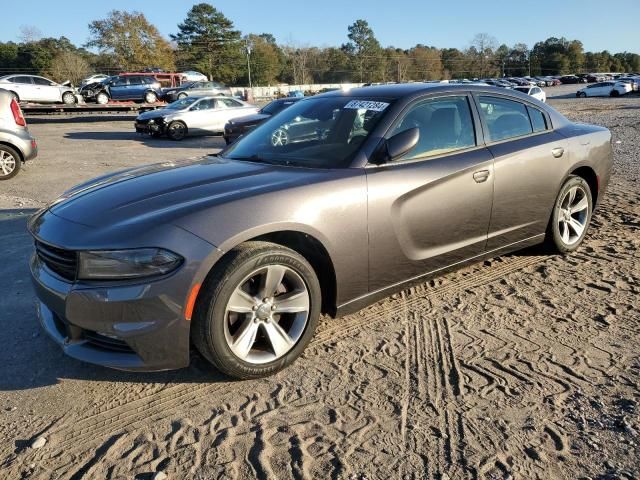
[473,170,490,183]
[551,147,564,158]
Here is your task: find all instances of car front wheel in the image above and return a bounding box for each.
[167,121,187,140]
[546,175,592,253]
[96,92,109,104]
[192,241,321,379]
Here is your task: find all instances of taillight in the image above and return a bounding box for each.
[10,99,26,126]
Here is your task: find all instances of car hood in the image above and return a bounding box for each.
[229,112,270,125]
[47,156,327,229]
[136,108,180,120]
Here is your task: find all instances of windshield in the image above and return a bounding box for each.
[260,99,298,115]
[223,96,392,168]
[165,97,200,110]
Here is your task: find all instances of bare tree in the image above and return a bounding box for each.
[470,33,498,78]
[46,51,90,85]
[19,25,42,43]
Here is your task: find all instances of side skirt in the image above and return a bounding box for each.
[334,233,545,318]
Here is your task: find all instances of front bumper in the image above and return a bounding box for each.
[31,253,193,371]
[135,119,166,135]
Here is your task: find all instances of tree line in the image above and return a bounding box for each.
[1,4,638,86]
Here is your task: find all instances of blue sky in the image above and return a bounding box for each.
[2,0,638,53]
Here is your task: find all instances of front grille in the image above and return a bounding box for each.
[35,241,77,281]
[84,330,135,353]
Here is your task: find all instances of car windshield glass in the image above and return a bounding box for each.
[260,100,295,115]
[222,96,393,168]
[165,97,199,109]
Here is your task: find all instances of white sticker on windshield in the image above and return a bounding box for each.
[344,100,389,112]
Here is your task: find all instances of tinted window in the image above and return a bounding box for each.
[392,96,476,160]
[12,76,33,84]
[128,77,143,85]
[112,77,128,86]
[33,77,54,86]
[261,100,296,115]
[478,96,533,142]
[218,98,243,108]
[192,99,215,110]
[527,106,548,133]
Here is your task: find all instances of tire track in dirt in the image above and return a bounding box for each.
[13,253,548,469]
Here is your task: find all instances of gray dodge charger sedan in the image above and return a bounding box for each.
[29,84,612,379]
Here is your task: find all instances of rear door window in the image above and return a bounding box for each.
[527,106,548,133]
[218,98,244,108]
[13,76,34,84]
[478,96,533,142]
[391,95,476,160]
[33,77,54,86]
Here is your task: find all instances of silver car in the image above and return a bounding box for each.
[135,96,258,140]
[0,89,38,179]
[163,81,232,102]
[0,75,77,104]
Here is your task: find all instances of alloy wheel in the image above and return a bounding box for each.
[223,264,310,364]
[557,185,589,246]
[271,128,288,146]
[0,150,17,177]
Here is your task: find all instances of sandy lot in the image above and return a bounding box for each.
[0,85,639,479]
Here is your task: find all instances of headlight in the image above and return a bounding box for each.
[77,248,183,280]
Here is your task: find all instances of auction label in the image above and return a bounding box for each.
[344,100,390,111]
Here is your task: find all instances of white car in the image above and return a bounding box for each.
[513,86,546,102]
[134,96,258,140]
[181,71,208,82]
[0,75,77,104]
[81,74,110,86]
[577,81,632,98]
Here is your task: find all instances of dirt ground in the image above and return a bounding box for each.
[0,85,638,479]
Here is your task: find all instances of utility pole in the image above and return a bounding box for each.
[245,40,252,89]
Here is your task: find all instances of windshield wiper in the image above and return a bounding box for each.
[226,154,275,165]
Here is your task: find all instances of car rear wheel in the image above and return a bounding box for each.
[167,121,187,141]
[545,175,592,253]
[145,91,158,103]
[192,241,321,379]
[577,92,586,98]
[62,92,76,105]
[177,93,187,100]
[610,89,619,97]
[0,145,21,180]
[96,92,109,105]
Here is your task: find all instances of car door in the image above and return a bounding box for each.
[213,98,249,131]
[474,94,570,251]
[32,76,61,102]
[126,76,144,100]
[185,98,217,133]
[366,93,495,292]
[10,76,37,101]
[109,77,129,100]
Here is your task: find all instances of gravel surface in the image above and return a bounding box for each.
[0,87,638,479]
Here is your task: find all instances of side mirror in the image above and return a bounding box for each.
[373,127,420,164]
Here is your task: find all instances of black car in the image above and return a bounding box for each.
[560,75,587,84]
[223,97,302,144]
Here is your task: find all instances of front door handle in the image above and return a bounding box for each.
[473,170,490,183]
[551,147,564,158]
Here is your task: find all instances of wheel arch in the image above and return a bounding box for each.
[0,141,24,162]
[570,166,599,206]
[195,229,338,318]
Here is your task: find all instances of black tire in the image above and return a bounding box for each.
[192,241,321,379]
[62,91,76,105]
[577,92,586,98]
[96,92,109,105]
[144,91,158,103]
[166,121,187,141]
[0,144,22,180]
[610,89,619,97]
[545,175,593,254]
[177,92,187,100]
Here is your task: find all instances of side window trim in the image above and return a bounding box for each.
[379,93,482,164]
[470,92,553,145]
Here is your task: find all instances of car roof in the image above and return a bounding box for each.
[316,82,533,100]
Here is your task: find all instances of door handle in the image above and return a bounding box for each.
[473,170,490,183]
[551,147,564,158]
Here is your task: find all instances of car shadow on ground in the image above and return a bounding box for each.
[26,115,138,125]
[0,210,229,392]
[63,131,227,149]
